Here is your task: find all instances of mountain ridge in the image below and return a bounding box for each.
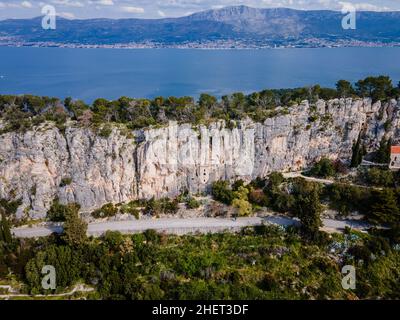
[1,5,400,48]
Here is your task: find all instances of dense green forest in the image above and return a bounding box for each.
[0,76,399,134]
[1,170,400,299]
[1,223,400,299]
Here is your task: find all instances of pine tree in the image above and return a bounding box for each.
[61,204,87,247]
[369,189,400,226]
[291,179,323,240]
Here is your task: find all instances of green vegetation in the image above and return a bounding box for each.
[324,183,371,216]
[1,76,399,134]
[91,203,119,219]
[369,189,400,227]
[144,197,179,216]
[211,181,234,205]
[374,138,391,164]
[232,186,253,217]
[0,224,399,299]
[46,199,77,222]
[306,158,336,178]
[1,168,400,299]
[185,197,201,210]
[350,134,366,168]
[0,212,12,244]
[291,179,323,240]
[362,167,394,187]
[59,177,73,187]
[355,76,397,102]
[306,158,349,179]
[61,204,87,247]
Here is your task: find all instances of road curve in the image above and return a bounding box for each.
[12,215,369,239]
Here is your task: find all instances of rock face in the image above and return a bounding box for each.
[0,98,399,219]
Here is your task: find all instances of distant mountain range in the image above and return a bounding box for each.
[1,6,400,48]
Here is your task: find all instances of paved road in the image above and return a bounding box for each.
[12,215,370,239]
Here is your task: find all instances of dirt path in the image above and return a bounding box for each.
[0,284,94,300]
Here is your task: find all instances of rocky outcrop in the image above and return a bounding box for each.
[0,98,399,219]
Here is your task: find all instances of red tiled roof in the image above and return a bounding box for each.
[391,146,400,154]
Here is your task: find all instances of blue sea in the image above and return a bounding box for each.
[0,46,399,102]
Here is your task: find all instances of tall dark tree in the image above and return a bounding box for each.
[61,204,87,247]
[375,138,391,164]
[369,189,400,226]
[0,211,12,244]
[336,80,354,98]
[291,179,323,240]
[351,134,365,168]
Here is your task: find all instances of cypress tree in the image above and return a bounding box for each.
[0,212,12,244]
[351,134,365,168]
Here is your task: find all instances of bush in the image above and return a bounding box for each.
[98,125,113,138]
[91,203,118,219]
[363,168,394,187]
[46,199,78,222]
[211,181,234,205]
[308,158,336,178]
[144,198,179,216]
[266,172,285,190]
[59,177,72,187]
[324,183,370,216]
[186,197,201,209]
[232,186,252,217]
[120,202,140,219]
[368,189,400,226]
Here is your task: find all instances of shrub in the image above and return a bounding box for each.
[186,197,201,209]
[324,183,370,216]
[59,177,72,187]
[144,198,179,216]
[120,203,140,219]
[308,158,336,178]
[248,189,269,207]
[232,186,252,217]
[98,125,113,138]
[46,199,79,222]
[91,203,118,219]
[211,181,234,205]
[363,168,394,187]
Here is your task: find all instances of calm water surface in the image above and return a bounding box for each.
[0,46,399,102]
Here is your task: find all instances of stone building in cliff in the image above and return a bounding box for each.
[390,146,400,170]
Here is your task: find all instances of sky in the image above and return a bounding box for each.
[0,0,399,20]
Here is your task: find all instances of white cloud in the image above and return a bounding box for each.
[21,1,32,8]
[338,1,391,11]
[51,0,85,8]
[58,11,76,18]
[120,6,144,14]
[0,0,399,19]
[89,0,114,6]
[353,2,391,11]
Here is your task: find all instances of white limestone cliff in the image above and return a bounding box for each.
[0,98,399,219]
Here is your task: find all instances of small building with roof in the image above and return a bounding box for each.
[390,146,400,170]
